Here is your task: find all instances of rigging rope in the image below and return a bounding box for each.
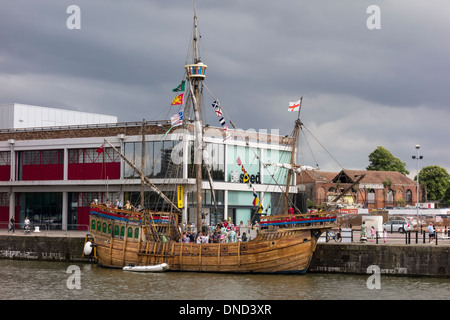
[301,124,345,170]
[203,83,299,212]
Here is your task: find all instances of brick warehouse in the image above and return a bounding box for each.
[298,169,422,209]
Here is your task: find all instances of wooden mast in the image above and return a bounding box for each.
[185,1,206,234]
[282,96,303,214]
[140,119,146,208]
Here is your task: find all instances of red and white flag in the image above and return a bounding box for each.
[288,99,301,112]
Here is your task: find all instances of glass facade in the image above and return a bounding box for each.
[227,145,260,183]
[0,125,295,230]
[18,192,62,228]
[263,148,293,185]
[124,140,181,179]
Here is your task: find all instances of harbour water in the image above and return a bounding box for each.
[1,259,449,300]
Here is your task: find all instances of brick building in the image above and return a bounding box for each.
[298,169,422,209]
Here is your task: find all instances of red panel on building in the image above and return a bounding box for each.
[0,193,10,228]
[20,150,64,181]
[68,163,120,180]
[21,164,64,180]
[0,166,10,181]
[77,206,91,230]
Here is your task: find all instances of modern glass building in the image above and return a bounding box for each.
[0,116,297,231]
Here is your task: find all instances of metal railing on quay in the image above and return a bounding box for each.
[0,222,89,236]
[320,226,450,245]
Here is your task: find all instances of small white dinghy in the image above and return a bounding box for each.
[123,263,169,272]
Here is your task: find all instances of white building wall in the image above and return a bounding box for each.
[0,103,117,129]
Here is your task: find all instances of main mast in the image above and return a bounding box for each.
[185,2,207,233]
[282,97,303,213]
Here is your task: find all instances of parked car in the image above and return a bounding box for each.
[383,220,413,233]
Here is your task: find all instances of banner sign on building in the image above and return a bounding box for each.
[177,185,183,208]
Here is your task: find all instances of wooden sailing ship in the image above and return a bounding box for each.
[86,3,337,273]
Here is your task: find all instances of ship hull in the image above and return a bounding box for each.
[89,212,329,274]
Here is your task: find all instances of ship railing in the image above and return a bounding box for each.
[260,212,337,228]
[90,203,178,224]
[90,203,143,217]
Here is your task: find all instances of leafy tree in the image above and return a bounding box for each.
[444,187,450,207]
[366,146,409,175]
[417,165,450,202]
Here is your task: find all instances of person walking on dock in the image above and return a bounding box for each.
[8,216,15,234]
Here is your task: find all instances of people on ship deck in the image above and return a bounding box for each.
[124,200,135,211]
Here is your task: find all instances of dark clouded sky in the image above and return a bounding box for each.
[1,0,449,177]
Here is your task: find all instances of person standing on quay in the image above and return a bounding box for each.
[370,226,375,242]
[9,216,15,234]
[428,223,435,243]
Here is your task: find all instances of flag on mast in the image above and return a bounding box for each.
[172,80,185,92]
[170,111,183,128]
[171,93,184,105]
[288,99,301,112]
[96,145,105,155]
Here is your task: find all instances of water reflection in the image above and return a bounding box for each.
[0,260,449,300]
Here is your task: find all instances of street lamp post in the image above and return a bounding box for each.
[412,145,423,225]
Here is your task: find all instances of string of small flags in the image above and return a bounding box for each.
[212,100,231,142]
[237,157,264,214]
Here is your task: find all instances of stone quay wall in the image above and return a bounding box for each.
[310,243,450,277]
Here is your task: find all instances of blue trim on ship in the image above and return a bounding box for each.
[90,211,141,223]
[262,218,337,227]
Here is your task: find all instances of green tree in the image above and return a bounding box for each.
[417,165,450,202]
[366,146,409,175]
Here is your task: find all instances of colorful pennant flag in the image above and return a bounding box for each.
[163,111,184,137]
[211,100,231,141]
[236,157,264,213]
[288,99,301,112]
[171,93,184,105]
[170,111,183,128]
[172,80,186,92]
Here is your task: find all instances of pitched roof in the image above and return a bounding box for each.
[298,170,338,183]
[337,169,416,186]
[298,169,416,186]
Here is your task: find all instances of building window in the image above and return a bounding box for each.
[18,192,63,227]
[68,148,120,180]
[0,152,11,181]
[261,148,292,185]
[124,140,180,179]
[18,150,64,180]
[203,143,225,180]
[0,192,8,206]
[0,151,10,165]
[386,189,394,204]
[368,189,375,204]
[78,192,119,207]
[406,190,413,204]
[69,148,119,164]
[22,150,63,165]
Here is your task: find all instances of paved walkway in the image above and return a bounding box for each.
[0,228,88,238]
